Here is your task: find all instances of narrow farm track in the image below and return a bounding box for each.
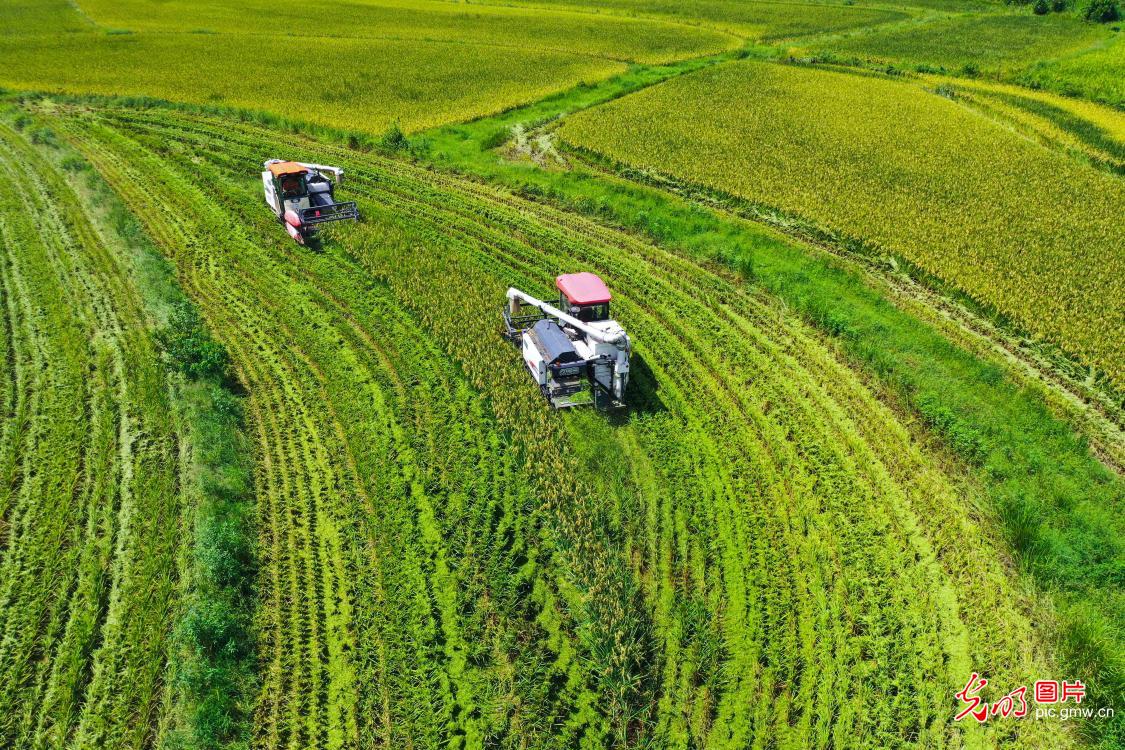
[0,123,182,749]
[58,105,1074,749]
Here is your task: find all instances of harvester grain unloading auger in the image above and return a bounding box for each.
[503,272,631,409]
[262,159,359,244]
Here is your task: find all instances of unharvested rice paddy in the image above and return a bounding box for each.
[810,13,1113,73]
[488,0,909,39]
[559,60,1125,385]
[0,0,734,133]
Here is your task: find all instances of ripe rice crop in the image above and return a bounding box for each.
[0,0,91,34]
[76,0,738,65]
[0,0,737,136]
[559,60,1125,386]
[808,13,1112,75]
[0,33,628,134]
[932,76,1125,172]
[487,0,907,40]
[46,102,1079,749]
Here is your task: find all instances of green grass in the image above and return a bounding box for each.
[558,60,1125,387]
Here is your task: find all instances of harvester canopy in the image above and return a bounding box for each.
[267,161,311,177]
[556,272,612,305]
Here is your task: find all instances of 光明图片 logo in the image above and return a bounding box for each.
[955,673,1115,722]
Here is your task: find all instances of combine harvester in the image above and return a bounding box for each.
[262,159,359,244]
[503,272,631,409]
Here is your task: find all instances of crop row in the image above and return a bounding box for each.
[933,77,1125,173]
[0,121,183,748]
[59,112,624,749]
[558,60,1125,387]
[54,104,1079,748]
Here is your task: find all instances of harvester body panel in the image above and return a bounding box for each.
[503,275,631,409]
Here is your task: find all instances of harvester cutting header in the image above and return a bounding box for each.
[262,159,359,244]
[503,272,631,409]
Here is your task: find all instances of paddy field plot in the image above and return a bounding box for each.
[559,60,1125,386]
[73,0,738,64]
[480,0,909,40]
[0,0,735,134]
[810,12,1112,73]
[1019,34,1125,108]
[806,11,1123,106]
[0,120,185,749]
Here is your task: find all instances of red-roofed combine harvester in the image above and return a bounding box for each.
[503,272,631,409]
[262,159,359,244]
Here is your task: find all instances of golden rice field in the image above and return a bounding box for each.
[485,0,909,39]
[559,60,1125,386]
[74,0,739,64]
[0,0,734,133]
[1,0,1123,747]
[1,33,631,133]
[929,75,1125,172]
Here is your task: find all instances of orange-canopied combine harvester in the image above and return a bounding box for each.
[262,159,359,244]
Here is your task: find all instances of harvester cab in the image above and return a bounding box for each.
[503,272,631,409]
[262,159,359,244]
